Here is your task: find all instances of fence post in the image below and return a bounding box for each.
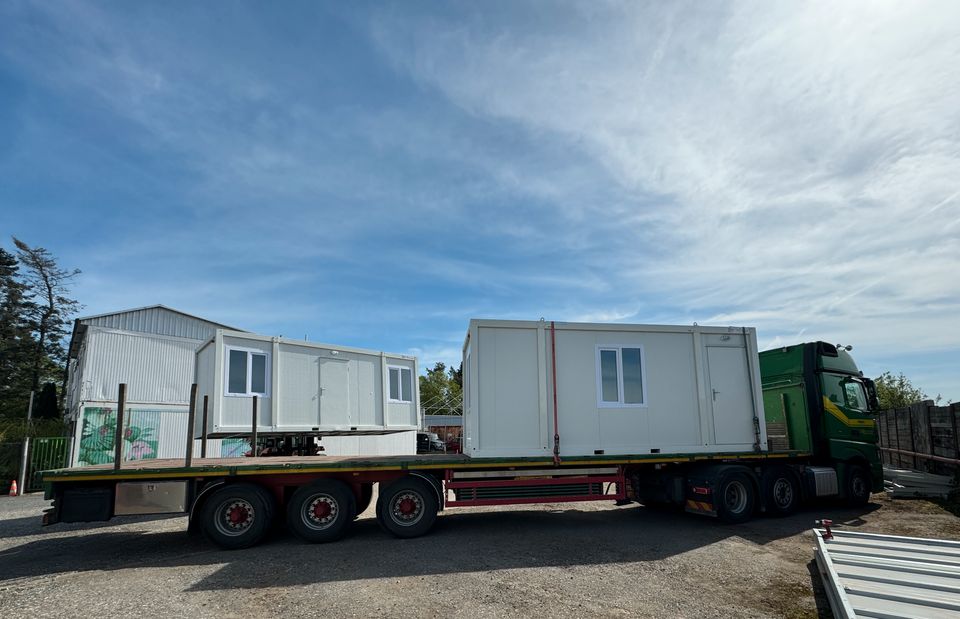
[893,408,902,468]
[185,384,198,467]
[16,392,35,496]
[114,383,127,471]
[251,395,258,457]
[201,395,209,459]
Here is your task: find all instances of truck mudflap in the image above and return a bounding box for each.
[684,480,717,517]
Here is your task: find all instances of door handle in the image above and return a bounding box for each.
[712,389,720,401]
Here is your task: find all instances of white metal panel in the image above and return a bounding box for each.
[321,430,417,456]
[80,328,199,405]
[815,528,960,619]
[277,343,322,427]
[474,325,544,456]
[319,358,351,427]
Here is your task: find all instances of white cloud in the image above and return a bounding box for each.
[368,1,960,361]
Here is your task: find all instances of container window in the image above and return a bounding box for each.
[622,348,644,404]
[597,345,646,407]
[401,368,413,402]
[228,349,247,394]
[599,349,619,402]
[250,354,267,394]
[225,347,271,397]
[388,365,413,403]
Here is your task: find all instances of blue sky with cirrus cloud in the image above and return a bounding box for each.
[1,1,958,401]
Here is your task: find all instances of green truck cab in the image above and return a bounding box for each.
[760,341,882,503]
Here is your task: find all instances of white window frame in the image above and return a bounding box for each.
[387,365,413,403]
[224,346,271,397]
[595,345,647,408]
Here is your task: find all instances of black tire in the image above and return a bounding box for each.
[355,483,374,519]
[286,480,356,543]
[845,464,872,507]
[200,483,275,550]
[716,471,757,524]
[761,467,800,517]
[376,476,439,538]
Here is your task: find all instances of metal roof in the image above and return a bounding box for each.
[814,528,960,619]
[68,305,243,359]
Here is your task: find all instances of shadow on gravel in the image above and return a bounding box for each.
[0,513,182,538]
[0,500,879,591]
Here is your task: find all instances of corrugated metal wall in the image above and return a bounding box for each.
[82,306,223,341]
[80,328,199,404]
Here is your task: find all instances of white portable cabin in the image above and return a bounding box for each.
[195,330,420,437]
[461,319,767,458]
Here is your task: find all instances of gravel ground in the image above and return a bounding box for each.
[1,490,958,618]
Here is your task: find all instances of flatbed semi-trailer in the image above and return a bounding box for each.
[40,334,882,550]
[43,448,817,549]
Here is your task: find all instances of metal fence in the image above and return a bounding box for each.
[877,400,960,475]
[27,437,68,491]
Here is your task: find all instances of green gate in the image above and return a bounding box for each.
[27,437,69,492]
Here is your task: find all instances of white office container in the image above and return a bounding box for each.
[461,320,767,458]
[195,330,420,436]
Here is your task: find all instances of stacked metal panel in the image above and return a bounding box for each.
[814,528,960,618]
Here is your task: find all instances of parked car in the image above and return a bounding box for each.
[417,432,445,454]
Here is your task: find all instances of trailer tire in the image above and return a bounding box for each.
[287,480,356,543]
[761,467,799,517]
[844,464,872,507]
[376,477,438,538]
[200,483,275,550]
[716,472,756,524]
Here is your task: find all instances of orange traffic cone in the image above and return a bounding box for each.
[8,479,18,496]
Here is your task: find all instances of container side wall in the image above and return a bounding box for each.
[219,335,273,430]
[195,343,216,436]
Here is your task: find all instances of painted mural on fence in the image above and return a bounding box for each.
[221,438,251,458]
[78,407,160,465]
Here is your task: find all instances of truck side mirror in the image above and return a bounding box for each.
[863,378,880,412]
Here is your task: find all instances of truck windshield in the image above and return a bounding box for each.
[822,373,869,411]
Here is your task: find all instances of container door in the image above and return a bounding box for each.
[707,346,755,445]
[319,358,351,427]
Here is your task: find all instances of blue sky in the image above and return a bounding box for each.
[1,1,958,401]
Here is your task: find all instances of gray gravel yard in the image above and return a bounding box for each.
[2,491,958,618]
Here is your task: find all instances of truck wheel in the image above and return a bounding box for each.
[200,483,275,550]
[761,467,799,517]
[286,480,356,543]
[376,477,438,538]
[716,472,756,524]
[845,464,872,507]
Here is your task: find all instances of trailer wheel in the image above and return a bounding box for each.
[844,464,872,507]
[376,477,438,538]
[716,472,756,524]
[286,480,356,543]
[200,484,275,550]
[761,467,799,517]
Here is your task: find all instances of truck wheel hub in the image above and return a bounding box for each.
[305,495,338,529]
[392,492,423,525]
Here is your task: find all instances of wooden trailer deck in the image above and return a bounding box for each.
[41,450,809,483]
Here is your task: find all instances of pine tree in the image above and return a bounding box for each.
[0,248,33,417]
[12,238,81,415]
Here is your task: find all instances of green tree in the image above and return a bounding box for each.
[419,362,463,416]
[13,237,81,404]
[874,371,928,410]
[0,247,34,418]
